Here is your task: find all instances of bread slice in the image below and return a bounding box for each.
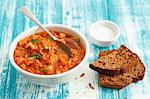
[100,60,145,89]
[99,48,145,81]
[99,49,145,89]
[89,45,138,75]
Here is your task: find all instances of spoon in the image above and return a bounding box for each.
[20,6,72,57]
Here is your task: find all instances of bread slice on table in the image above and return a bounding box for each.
[89,45,138,76]
[99,49,145,89]
[100,60,145,89]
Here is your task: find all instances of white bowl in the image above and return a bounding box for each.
[89,20,120,47]
[9,24,90,87]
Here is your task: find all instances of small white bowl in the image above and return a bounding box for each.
[89,20,120,47]
[9,24,90,87]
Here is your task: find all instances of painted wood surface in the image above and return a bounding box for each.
[0,0,150,99]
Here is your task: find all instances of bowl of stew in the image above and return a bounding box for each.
[9,24,89,86]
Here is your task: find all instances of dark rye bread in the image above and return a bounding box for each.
[100,60,145,89]
[89,45,138,76]
[99,49,145,89]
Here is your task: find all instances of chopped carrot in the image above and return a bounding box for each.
[59,56,67,66]
[56,70,61,74]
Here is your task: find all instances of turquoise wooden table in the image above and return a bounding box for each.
[0,0,150,99]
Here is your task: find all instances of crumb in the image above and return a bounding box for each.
[75,77,77,80]
[89,83,92,88]
[76,92,79,94]
[41,90,44,93]
[80,73,85,78]
[91,86,94,89]
[89,83,94,89]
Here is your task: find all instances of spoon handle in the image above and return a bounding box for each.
[20,6,57,40]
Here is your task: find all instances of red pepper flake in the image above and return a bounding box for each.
[89,83,94,89]
[80,73,85,78]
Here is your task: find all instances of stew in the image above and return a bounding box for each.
[14,31,85,75]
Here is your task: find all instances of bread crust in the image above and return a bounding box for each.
[89,64,120,75]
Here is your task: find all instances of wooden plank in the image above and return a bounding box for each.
[62,0,118,98]
[1,0,150,98]
[0,0,64,99]
[0,0,17,98]
[62,0,150,99]
[107,0,150,99]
